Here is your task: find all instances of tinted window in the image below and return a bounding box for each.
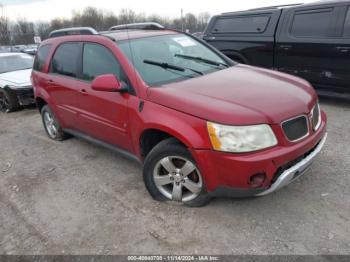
[291,8,334,37]
[344,8,350,37]
[33,44,51,72]
[212,15,270,33]
[82,43,122,81]
[51,43,80,77]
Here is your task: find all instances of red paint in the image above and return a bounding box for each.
[91,74,122,92]
[31,31,327,193]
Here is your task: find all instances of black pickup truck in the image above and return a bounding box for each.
[203,0,350,97]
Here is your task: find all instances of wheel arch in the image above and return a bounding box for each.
[139,127,189,158]
[36,96,48,112]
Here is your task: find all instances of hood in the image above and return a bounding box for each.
[0,69,32,86]
[147,65,317,125]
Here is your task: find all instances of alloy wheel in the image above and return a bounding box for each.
[43,111,58,138]
[153,156,203,202]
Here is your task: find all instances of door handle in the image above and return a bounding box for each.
[336,46,350,53]
[205,36,216,40]
[80,89,88,95]
[280,45,292,51]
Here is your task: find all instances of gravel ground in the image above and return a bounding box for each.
[0,98,349,255]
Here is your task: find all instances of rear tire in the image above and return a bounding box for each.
[0,88,20,113]
[41,105,68,141]
[143,138,212,207]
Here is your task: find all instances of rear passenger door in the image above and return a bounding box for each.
[76,42,133,152]
[276,3,348,93]
[48,42,82,128]
[333,4,350,93]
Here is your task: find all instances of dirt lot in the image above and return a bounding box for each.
[0,98,349,255]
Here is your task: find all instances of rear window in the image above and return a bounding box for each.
[50,43,80,78]
[290,8,335,38]
[212,15,270,34]
[33,44,51,72]
[344,7,350,37]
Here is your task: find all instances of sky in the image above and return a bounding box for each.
[1,0,317,21]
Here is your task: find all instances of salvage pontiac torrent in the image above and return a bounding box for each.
[31,24,327,206]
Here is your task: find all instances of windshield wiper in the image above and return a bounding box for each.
[175,54,229,68]
[144,60,203,76]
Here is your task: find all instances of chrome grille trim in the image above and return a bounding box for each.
[281,115,310,143]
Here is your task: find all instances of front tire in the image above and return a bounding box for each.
[0,88,20,113]
[41,105,68,141]
[143,138,211,207]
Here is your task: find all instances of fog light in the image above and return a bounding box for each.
[249,173,266,188]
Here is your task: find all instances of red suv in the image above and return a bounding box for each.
[31,24,327,207]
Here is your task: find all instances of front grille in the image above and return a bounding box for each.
[282,115,309,142]
[311,103,321,130]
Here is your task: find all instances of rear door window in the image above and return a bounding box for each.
[290,8,335,38]
[344,7,350,37]
[50,43,80,78]
[212,15,270,34]
[33,44,51,72]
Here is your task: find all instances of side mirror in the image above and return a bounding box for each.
[91,74,127,92]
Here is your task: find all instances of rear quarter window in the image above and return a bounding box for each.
[290,8,335,38]
[33,44,51,72]
[212,15,271,34]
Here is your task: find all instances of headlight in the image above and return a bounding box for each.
[311,102,321,131]
[207,122,278,153]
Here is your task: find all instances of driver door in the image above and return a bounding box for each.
[76,42,133,152]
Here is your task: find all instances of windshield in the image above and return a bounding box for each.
[118,34,228,86]
[0,54,34,74]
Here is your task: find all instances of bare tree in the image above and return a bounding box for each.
[36,22,51,40]
[0,4,11,45]
[197,12,211,31]
[11,18,35,44]
[72,7,104,30]
[4,6,211,44]
[119,9,137,24]
[0,16,11,45]
[103,12,119,29]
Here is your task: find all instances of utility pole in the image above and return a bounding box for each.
[0,4,4,17]
[181,8,184,32]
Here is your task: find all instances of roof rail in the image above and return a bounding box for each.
[49,27,98,38]
[222,3,303,14]
[248,3,303,11]
[109,22,164,31]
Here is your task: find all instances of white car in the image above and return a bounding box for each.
[0,53,34,112]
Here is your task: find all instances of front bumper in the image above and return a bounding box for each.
[192,112,327,197]
[256,132,327,196]
[11,87,35,106]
